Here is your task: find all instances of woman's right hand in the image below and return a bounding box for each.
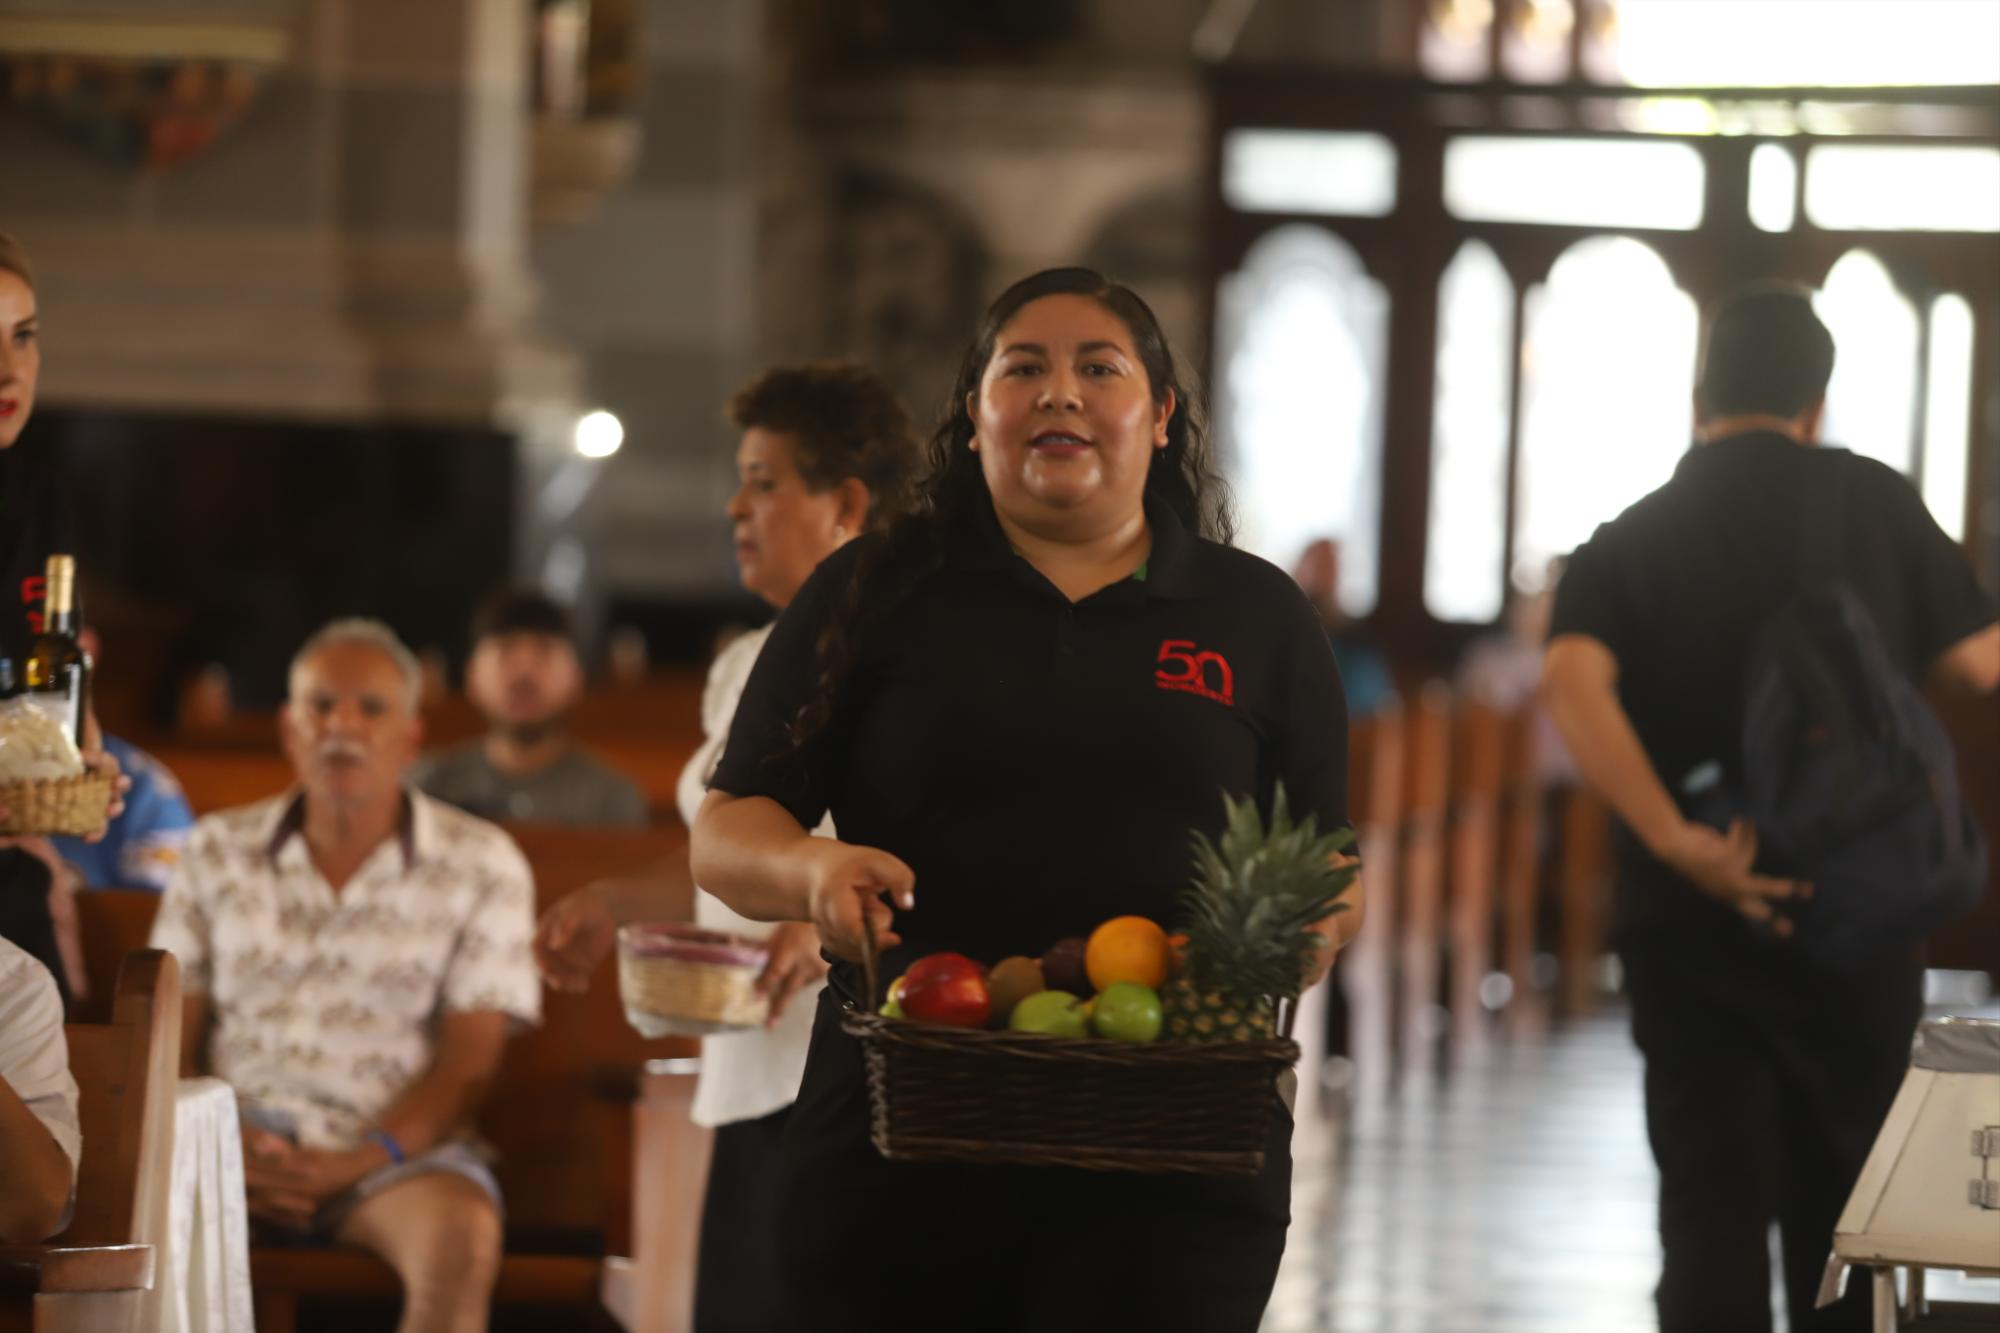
[534,884,620,993]
[801,841,914,962]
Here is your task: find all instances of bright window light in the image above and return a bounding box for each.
[1222,130,1399,218]
[1805,145,2000,233]
[1817,251,1919,475]
[1217,225,1388,618]
[1748,144,1797,232]
[574,409,624,459]
[1426,241,1514,624]
[1613,0,2000,87]
[1444,137,1706,230]
[1515,238,1696,584]
[1923,295,1974,543]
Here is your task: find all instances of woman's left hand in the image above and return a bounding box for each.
[755,920,829,1026]
[80,745,130,844]
[1300,851,1363,989]
[1300,927,1343,990]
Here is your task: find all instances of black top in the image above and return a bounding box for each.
[1549,431,1998,941]
[0,442,77,667]
[711,492,1350,992]
[0,442,79,1002]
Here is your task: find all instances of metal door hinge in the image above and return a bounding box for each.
[1973,1127,2000,1209]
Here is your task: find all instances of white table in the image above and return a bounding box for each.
[163,1077,255,1333]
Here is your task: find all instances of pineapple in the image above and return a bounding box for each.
[1162,784,1358,1044]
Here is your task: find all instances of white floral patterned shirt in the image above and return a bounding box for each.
[149,789,541,1150]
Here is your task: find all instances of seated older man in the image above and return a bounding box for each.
[150,619,539,1333]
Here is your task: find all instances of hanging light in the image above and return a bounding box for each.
[573,409,623,459]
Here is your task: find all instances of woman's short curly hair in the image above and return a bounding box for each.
[726,362,920,529]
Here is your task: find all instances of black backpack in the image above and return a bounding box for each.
[1700,460,1986,968]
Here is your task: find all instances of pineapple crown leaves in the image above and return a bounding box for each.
[1179,783,1359,1000]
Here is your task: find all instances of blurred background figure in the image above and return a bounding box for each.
[411,588,648,827]
[1456,556,1576,785]
[50,628,195,894]
[1294,537,1392,717]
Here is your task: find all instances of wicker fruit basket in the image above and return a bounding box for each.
[617,923,771,1038]
[840,931,1299,1178]
[0,772,116,838]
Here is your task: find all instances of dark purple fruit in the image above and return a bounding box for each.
[1040,937,1091,997]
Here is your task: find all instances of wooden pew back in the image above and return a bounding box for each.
[0,951,180,1333]
[63,953,181,1264]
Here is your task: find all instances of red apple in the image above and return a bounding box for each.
[899,952,991,1028]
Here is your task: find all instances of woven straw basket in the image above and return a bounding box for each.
[842,930,1298,1177]
[0,771,115,838]
[617,923,771,1038]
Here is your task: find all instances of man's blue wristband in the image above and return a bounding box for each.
[363,1129,406,1166]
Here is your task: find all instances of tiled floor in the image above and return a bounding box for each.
[1265,1004,2000,1333]
[1268,1013,1662,1333]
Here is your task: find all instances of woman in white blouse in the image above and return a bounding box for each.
[535,363,917,1331]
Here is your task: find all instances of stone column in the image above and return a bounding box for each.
[7,0,575,428]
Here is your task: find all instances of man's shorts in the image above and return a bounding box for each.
[240,1104,504,1242]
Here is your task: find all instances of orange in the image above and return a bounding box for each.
[1085,916,1170,992]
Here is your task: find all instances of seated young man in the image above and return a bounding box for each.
[0,935,80,1242]
[411,587,648,826]
[150,619,539,1333]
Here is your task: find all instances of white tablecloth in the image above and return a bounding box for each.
[164,1077,255,1332]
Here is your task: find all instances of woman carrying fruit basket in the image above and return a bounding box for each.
[693,267,1363,1332]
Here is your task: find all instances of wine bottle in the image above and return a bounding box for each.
[25,553,90,746]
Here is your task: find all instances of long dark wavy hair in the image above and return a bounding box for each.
[792,266,1234,745]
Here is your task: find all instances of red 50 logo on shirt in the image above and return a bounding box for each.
[1155,639,1235,707]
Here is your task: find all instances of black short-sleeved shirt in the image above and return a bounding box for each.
[710,491,1350,990]
[0,443,76,668]
[1549,431,1998,940]
[0,442,80,1000]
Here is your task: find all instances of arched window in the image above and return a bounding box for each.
[1514,237,1697,585]
[1923,294,1975,543]
[1816,249,1920,476]
[1426,241,1515,623]
[1216,225,1389,617]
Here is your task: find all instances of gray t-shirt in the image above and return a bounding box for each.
[410,742,650,827]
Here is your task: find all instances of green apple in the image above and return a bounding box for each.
[1008,990,1088,1037]
[1091,982,1163,1042]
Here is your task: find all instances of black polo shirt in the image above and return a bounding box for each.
[0,441,77,668]
[711,492,1350,988]
[1549,431,1998,942]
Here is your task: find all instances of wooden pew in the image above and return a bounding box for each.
[69,822,703,1330]
[1338,700,1405,1110]
[0,951,181,1333]
[1555,788,1614,1018]
[1497,708,1549,1039]
[1446,700,1504,1051]
[1396,683,1453,1085]
[152,736,699,827]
